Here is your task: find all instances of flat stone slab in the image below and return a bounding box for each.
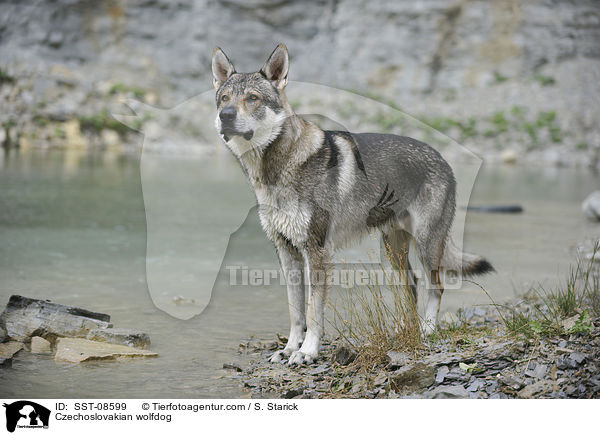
[87,328,151,349]
[0,341,24,359]
[0,295,112,342]
[55,338,157,363]
[31,336,52,354]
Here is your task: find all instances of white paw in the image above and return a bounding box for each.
[269,350,285,363]
[269,348,292,363]
[288,350,317,366]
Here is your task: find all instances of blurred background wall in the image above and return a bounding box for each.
[1,0,599,164]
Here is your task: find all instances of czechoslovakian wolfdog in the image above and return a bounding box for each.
[212,44,493,365]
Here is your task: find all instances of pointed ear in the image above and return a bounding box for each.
[260,44,289,89]
[212,47,235,90]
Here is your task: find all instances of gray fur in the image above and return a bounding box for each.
[212,44,494,364]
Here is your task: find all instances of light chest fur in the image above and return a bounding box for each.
[254,183,312,246]
[230,135,313,247]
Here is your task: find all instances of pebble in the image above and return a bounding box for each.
[222,363,242,372]
[524,362,548,379]
[569,352,586,365]
[333,346,356,366]
[556,355,578,370]
[435,365,449,383]
[500,149,518,164]
[467,378,484,392]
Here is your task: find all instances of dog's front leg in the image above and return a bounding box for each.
[270,238,306,363]
[288,248,329,365]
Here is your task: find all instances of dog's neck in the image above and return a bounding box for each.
[235,104,324,188]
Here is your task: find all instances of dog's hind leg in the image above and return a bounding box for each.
[423,271,444,335]
[412,201,454,335]
[270,237,306,363]
[382,228,418,306]
[288,247,331,365]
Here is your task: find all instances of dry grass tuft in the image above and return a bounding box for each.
[329,252,424,370]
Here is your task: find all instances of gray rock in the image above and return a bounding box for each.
[556,355,578,370]
[485,380,499,394]
[569,352,586,365]
[467,378,484,392]
[517,380,555,399]
[333,346,356,366]
[444,367,471,383]
[46,31,64,48]
[498,375,525,390]
[565,385,577,396]
[435,365,450,383]
[308,363,330,375]
[244,379,261,389]
[582,191,600,221]
[281,388,303,399]
[350,376,367,394]
[86,328,150,349]
[222,363,242,372]
[0,295,112,342]
[374,372,388,387]
[524,362,548,379]
[421,351,464,366]
[387,350,410,367]
[390,363,436,394]
[424,385,470,399]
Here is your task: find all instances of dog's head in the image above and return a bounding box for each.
[212,44,290,152]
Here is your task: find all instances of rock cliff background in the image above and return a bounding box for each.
[1,0,599,165]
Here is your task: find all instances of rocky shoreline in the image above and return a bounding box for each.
[0,295,156,366]
[227,296,600,399]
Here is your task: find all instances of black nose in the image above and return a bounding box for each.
[219,106,236,123]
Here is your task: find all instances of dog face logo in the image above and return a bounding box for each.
[3,401,50,432]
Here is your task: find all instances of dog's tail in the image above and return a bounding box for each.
[441,238,495,277]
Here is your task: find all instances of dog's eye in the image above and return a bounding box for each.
[247,94,259,101]
[221,95,229,102]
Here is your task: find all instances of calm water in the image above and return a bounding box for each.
[0,147,598,398]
